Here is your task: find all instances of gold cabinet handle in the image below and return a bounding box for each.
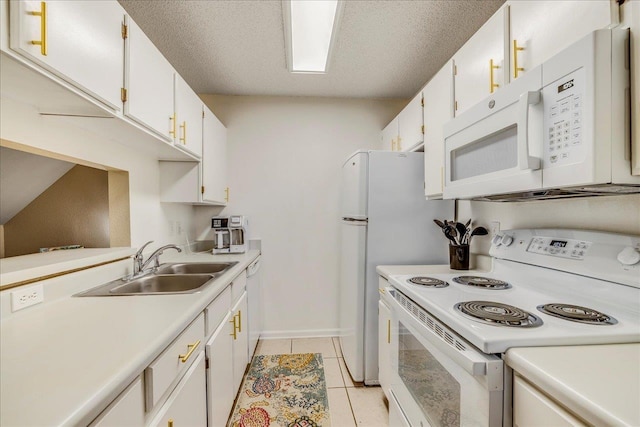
[378,288,385,294]
[230,315,237,339]
[224,187,229,202]
[397,137,402,151]
[387,319,391,344]
[237,310,242,333]
[28,1,47,56]
[513,40,525,79]
[489,59,499,93]
[178,340,200,363]
[168,420,173,427]
[169,114,176,137]
[179,121,186,144]
[391,139,396,151]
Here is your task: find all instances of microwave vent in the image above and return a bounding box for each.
[473,184,640,202]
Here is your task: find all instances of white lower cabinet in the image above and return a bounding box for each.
[378,295,391,399]
[206,311,235,427]
[231,291,249,392]
[513,374,586,427]
[148,352,208,427]
[90,377,145,427]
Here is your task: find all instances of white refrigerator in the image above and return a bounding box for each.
[338,150,454,385]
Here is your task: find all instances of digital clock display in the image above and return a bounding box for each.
[550,240,567,248]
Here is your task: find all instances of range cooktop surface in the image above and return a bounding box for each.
[387,229,640,353]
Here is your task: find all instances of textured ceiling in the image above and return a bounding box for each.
[119,0,504,99]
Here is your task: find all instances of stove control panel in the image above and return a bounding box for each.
[527,237,592,259]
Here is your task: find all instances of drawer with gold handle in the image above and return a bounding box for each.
[145,313,205,410]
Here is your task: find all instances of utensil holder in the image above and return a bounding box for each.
[449,244,470,270]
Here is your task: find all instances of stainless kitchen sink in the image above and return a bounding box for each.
[108,274,214,295]
[75,261,237,297]
[155,262,237,275]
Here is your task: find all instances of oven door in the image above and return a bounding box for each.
[386,288,503,427]
[443,66,543,200]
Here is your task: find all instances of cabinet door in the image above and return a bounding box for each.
[9,0,124,110]
[423,61,454,199]
[453,6,507,116]
[124,16,174,141]
[397,91,424,151]
[231,291,249,392]
[149,352,207,427]
[202,107,228,204]
[174,74,203,158]
[621,0,639,175]
[90,377,144,427]
[378,298,391,399]
[509,0,613,82]
[513,375,586,426]
[206,311,235,427]
[382,117,399,151]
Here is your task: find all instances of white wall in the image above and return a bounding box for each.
[458,195,640,255]
[0,97,194,251]
[195,95,406,338]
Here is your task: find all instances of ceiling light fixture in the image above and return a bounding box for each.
[283,0,344,73]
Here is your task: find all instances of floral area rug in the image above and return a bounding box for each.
[228,353,331,427]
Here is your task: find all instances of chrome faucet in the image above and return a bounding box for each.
[132,241,182,278]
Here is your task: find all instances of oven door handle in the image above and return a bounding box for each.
[517,90,542,171]
[387,288,502,379]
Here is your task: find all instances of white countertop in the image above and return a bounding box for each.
[0,249,260,426]
[376,254,492,279]
[0,247,136,288]
[506,344,640,426]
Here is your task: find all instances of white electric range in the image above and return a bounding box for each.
[382,229,640,427]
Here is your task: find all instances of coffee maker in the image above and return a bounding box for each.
[211,217,231,254]
[211,215,248,254]
[229,215,249,253]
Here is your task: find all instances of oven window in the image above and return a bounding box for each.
[398,322,461,427]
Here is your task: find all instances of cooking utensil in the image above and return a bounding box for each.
[433,219,445,229]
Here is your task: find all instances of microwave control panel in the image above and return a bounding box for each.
[543,68,586,168]
[527,236,591,259]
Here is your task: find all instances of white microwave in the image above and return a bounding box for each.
[443,28,639,201]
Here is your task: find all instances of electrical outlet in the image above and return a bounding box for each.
[176,221,183,235]
[11,284,44,312]
[490,221,501,238]
[169,220,175,236]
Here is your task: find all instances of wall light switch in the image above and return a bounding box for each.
[11,284,44,312]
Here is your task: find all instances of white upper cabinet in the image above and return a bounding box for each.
[174,73,203,158]
[397,91,424,151]
[9,0,125,111]
[453,6,508,116]
[382,117,399,151]
[508,0,614,82]
[202,107,228,204]
[621,0,639,175]
[124,16,174,141]
[423,61,454,199]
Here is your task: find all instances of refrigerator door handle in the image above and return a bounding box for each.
[342,217,368,223]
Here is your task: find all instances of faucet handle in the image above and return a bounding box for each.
[135,240,154,257]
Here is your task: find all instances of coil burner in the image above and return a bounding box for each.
[452,276,511,290]
[407,277,449,288]
[455,301,543,327]
[537,303,617,325]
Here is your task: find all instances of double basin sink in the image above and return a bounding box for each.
[76,262,238,296]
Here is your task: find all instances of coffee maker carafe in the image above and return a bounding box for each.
[211,217,231,254]
[229,215,249,254]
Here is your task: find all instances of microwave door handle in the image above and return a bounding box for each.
[517,90,542,171]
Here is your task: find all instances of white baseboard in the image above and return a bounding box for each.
[259,329,340,340]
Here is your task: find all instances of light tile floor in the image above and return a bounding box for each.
[252,337,389,426]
